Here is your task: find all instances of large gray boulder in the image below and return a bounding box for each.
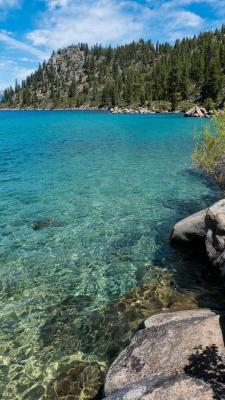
[170,199,225,279]
[104,375,215,400]
[144,308,215,328]
[105,309,225,395]
[205,199,225,278]
[170,209,206,247]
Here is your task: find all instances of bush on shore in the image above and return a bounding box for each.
[192,111,225,178]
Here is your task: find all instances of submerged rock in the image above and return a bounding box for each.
[39,268,198,360]
[104,309,225,396]
[40,269,199,399]
[103,375,215,400]
[32,217,55,230]
[46,356,105,400]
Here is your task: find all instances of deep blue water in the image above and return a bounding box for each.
[0,111,221,399]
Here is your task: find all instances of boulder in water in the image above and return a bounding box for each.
[205,199,225,278]
[32,217,55,230]
[170,209,207,247]
[170,198,225,280]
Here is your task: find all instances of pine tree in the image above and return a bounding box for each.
[68,79,76,97]
[201,52,224,100]
[1,25,225,109]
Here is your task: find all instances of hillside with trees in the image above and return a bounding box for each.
[1,26,225,110]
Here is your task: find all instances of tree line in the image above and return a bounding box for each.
[2,25,225,109]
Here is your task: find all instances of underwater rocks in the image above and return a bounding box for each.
[39,268,198,358]
[104,375,216,400]
[170,199,225,282]
[104,309,225,399]
[46,358,105,400]
[32,217,55,230]
[40,269,199,399]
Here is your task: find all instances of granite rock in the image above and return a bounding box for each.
[105,309,225,395]
[184,106,208,118]
[170,209,207,247]
[104,375,215,400]
[170,199,225,279]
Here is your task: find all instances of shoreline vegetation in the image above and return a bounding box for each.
[193,111,225,183]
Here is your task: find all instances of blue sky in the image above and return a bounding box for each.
[0,0,224,90]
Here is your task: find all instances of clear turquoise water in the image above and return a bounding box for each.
[0,111,222,399]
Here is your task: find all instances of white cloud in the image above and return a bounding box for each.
[0,0,20,6]
[47,0,70,9]
[1,0,224,89]
[0,31,48,89]
[0,30,48,59]
[27,0,145,49]
[0,56,36,90]
[168,11,203,29]
[26,0,212,52]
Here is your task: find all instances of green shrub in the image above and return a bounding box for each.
[192,112,225,174]
[203,98,216,111]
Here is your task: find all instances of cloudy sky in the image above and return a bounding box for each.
[0,0,224,90]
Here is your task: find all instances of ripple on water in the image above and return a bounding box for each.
[0,111,223,399]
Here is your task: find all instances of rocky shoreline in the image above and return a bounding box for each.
[1,105,176,113]
[101,197,225,399]
[0,105,219,117]
[110,105,216,117]
[109,106,180,115]
[0,106,109,112]
[103,308,225,399]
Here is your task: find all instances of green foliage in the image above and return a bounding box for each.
[68,79,76,97]
[192,112,225,173]
[2,26,225,109]
[203,98,216,111]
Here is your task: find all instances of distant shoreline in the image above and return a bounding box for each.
[0,106,215,117]
[0,107,184,114]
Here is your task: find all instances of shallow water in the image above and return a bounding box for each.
[0,111,223,399]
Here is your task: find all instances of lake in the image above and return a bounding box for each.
[0,111,223,399]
